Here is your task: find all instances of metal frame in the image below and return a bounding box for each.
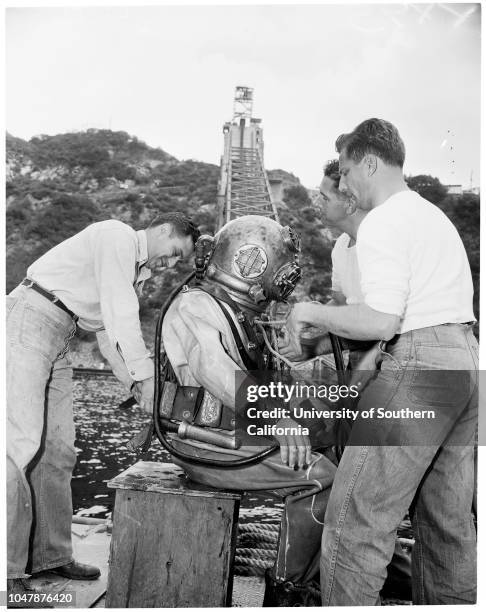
[233,86,254,122]
[217,88,279,229]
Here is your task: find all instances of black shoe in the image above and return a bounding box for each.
[7,578,53,608]
[49,560,100,581]
[380,578,412,602]
[262,570,321,607]
[381,556,412,601]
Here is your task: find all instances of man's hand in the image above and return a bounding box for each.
[273,417,312,469]
[278,328,308,362]
[279,303,323,361]
[314,334,333,356]
[132,377,155,414]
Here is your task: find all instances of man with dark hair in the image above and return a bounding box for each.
[296,159,367,360]
[321,159,367,306]
[335,117,406,170]
[282,118,477,605]
[6,212,199,603]
[147,211,202,246]
[306,159,412,601]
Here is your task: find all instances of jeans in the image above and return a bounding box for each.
[320,324,478,605]
[7,285,77,578]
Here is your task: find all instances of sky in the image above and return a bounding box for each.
[5,2,481,188]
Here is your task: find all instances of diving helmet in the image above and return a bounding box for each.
[201,215,301,312]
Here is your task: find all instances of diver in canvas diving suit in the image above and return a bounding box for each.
[160,215,337,606]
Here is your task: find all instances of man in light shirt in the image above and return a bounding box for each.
[282,119,477,604]
[320,158,367,307]
[310,158,410,601]
[6,212,199,601]
[288,165,367,362]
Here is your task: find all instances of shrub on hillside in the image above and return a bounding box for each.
[24,194,103,246]
[279,185,333,302]
[6,197,31,233]
[406,174,448,204]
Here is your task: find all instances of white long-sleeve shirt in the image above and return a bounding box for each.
[27,219,153,381]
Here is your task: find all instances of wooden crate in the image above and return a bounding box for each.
[105,461,241,608]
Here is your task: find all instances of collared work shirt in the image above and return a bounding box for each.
[27,219,153,381]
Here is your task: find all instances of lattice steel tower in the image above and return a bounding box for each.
[217,87,279,229]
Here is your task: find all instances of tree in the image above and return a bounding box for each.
[282,185,312,209]
[279,185,333,303]
[438,193,480,324]
[405,174,448,204]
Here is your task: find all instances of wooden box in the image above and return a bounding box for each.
[105,461,241,608]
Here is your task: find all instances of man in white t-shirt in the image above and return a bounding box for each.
[315,158,411,600]
[296,160,368,360]
[282,119,478,605]
[320,159,366,306]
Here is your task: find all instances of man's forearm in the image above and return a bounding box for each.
[96,331,133,389]
[296,302,399,341]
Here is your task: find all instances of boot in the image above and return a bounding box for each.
[47,560,101,580]
[262,570,321,607]
[7,578,53,608]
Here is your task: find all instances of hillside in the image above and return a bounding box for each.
[5,129,333,365]
[6,130,479,366]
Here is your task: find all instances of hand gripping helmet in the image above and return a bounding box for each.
[200,215,301,312]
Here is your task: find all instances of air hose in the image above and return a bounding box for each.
[329,332,346,384]
[152,272,279,468]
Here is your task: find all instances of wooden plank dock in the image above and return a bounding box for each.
[26,517,410,607]
[29,523,110,608]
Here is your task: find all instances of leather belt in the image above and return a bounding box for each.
[383,321,476,351]
[21,279,78,321]
[382,334,401,350]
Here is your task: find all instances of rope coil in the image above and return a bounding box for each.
[235,522,278,576]
[234,521,415,577]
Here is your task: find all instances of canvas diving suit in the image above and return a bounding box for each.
[162,286,337,586]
